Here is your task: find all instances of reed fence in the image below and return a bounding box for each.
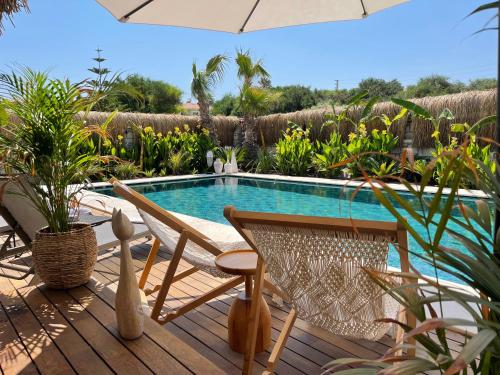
[7,89,497,150]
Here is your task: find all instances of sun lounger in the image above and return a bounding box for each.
[0,180,150,280]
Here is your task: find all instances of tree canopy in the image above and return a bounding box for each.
[358,78,403,99]
[269,85,317,113]
[211,93,240,116]
[116,74,183,113]
[211,74,497,116]
[404,75,465,98]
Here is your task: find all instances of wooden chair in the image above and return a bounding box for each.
[224,206,417,375]
[110,179,250,324]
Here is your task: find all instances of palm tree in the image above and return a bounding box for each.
[234,50,271,159]
[191,54,228,144]
[235,49,270,87]
[0,0,29,35]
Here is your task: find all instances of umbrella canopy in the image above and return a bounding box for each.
[96,0,408,33]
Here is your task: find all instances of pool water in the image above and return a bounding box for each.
[96,176,491,283]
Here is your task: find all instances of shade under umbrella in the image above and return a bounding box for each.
[96,0,408,33]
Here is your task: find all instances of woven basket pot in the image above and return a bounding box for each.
[32,223,97,289]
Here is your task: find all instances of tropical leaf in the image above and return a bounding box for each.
[391,98,432,120]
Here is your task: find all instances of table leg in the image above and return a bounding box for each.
[228,282,271,354]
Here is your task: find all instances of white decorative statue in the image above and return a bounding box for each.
[230,150,238,173]
[224,159,232,174]
[112,209,149,340]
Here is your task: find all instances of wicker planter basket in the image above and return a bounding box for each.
[32,223,98,289]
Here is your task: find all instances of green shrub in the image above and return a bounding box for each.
[393,98,496,188]
[140,126,157,171]
[275,125,314,176]
[254,148,275,174]
[313,132,346,178]
[113,161,141,179]
[167,151,192,175]
[143,169,156,178]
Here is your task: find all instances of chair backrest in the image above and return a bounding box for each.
[0,179,48,242]
[224,206,409,341]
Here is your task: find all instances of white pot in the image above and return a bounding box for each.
[224,161,232,174]
[214,158,223,174]
[230,152,238,173]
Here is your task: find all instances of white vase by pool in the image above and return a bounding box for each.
[214,158,223,174]
[230,152,238,173]
[224,161,232,174]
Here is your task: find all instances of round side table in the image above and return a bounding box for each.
[215,250,271,354]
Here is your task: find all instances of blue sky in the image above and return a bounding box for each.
[0,0,496,101]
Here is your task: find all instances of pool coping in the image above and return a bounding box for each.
[90,172,489,199]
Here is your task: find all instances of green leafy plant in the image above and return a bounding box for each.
[166,151,192,175]
[314,132,346,178]
[113,161,141,180]
[275,124,314,176]
[215,146,245,164]
[254,148,275,174]
[367,159,399,178]
[140,126,158,171]
[321,91,402,178]
[156,131,174,169]
[0,68,104,233]
[392,98,496,188]
[0,99,8,125]
[143,169,156,178]
[325,145,500,374]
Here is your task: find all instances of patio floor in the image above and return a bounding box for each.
[0,237,466,374]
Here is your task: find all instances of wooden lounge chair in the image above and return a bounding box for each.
[0,180,150,280]
[110,178,250,324]
[224,206,416,375]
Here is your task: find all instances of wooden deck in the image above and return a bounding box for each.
[0,237,466,374]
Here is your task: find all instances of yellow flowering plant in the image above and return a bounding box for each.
[392,98,496,188]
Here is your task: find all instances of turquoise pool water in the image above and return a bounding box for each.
[96,176,491,283]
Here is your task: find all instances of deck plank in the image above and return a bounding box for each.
[0,236,468,375]
[67,286,191,375]
[95,251,255,374]
[16,286,113,375]
[39,286,153,375]
[0,302,39,375]
[0,289,74,375]
[85,279,240,375]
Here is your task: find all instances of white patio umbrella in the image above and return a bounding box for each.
[96,0,408,33]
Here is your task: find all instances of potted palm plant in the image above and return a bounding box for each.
[0,68,107,289]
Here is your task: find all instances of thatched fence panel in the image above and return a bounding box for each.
[78,111,240,146]
[5,89,496,151]
[256,101,407,147]
[411,89,496,148]
[255,109,332,146]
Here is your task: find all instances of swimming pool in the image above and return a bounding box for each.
[96,176,491,283]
